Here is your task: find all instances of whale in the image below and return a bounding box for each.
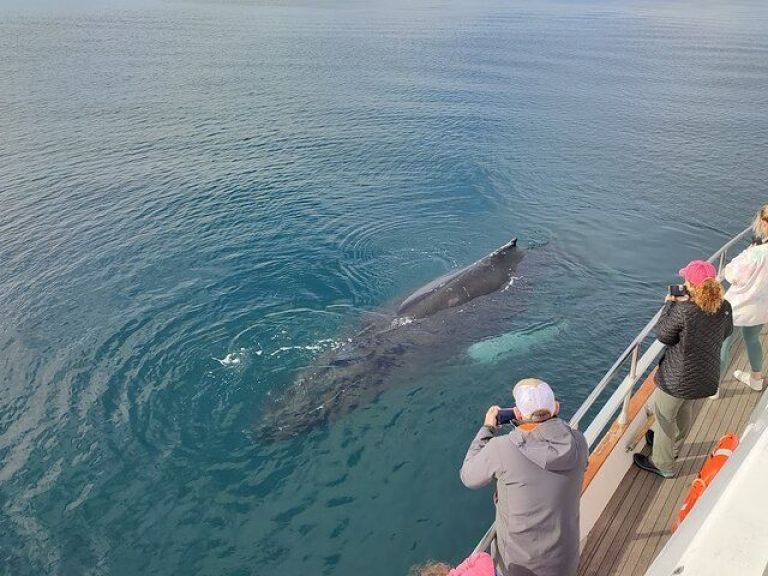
[258,238,524,441]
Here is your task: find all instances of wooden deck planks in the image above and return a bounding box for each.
[578,329,767,576]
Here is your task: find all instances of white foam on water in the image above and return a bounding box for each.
[213,347,248,367]
[266,338,346,358]
[213,352,243,366]
[502,275,523,292]
[390,317,414,328]
[215,336,346,364]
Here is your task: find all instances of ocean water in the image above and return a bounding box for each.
[1,0,767,574]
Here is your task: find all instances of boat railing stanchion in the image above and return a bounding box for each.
[619,344,640,425]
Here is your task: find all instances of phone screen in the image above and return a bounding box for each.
[496,408,516,425]
[668,285,685,297]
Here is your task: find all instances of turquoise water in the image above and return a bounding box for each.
[1,0,767,573]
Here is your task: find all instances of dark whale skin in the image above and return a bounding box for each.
[258,238,523,441]
[397,238,520,319]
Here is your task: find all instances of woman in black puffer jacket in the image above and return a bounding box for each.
[634,260,733,478]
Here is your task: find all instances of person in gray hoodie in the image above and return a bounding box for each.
[460,378,588,576]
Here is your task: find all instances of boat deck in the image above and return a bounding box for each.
[578,328,767,576]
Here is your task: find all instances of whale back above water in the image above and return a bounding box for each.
[396,238,521,319]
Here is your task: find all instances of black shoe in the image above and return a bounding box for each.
[645,429,654,447]
[633,453,674,478]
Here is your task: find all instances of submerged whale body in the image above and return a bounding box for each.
[258,238,524,441]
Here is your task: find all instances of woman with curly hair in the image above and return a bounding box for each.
[410,562,454,576]
[634,260,733,478]
[720,205,768,391]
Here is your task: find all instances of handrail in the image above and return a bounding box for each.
[473,225,752,559]
[472,525,496,555]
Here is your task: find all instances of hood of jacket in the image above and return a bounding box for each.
[507,418,581,472]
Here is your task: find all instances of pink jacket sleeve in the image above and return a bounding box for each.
[448,552,496,576]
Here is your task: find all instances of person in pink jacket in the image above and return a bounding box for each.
[410,552,496,576]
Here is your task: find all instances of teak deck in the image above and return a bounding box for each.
[578,328,767,576]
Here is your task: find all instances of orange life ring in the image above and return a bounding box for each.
[672,432,739,532]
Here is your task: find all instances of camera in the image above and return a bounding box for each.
[668,284,687,298]
[496,408,516,426]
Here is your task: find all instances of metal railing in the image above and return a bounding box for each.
[473,225,752,556]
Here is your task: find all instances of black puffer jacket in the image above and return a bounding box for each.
[654,299,733,399]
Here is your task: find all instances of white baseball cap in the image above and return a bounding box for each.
[513,379,556,420]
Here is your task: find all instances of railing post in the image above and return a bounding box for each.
[619,394,631,425]
[718,249,727,276]
[619,345,640,425]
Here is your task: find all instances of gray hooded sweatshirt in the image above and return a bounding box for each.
[460,419,588,576]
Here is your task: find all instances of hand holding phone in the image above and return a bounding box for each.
[484,406,501,429]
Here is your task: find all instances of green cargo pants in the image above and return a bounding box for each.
[651,387,694,473]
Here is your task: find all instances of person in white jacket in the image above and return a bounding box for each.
[720,204,768,391]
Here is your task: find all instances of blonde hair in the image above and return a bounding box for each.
[687,278,725,314]
[408,562,452,576]
[753,204,768,240]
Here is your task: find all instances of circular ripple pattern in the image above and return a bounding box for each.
[1,0,768,575]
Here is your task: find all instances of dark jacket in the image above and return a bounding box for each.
[460,419,588,576]
[654,299,733,399]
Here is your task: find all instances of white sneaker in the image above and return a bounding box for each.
[709,389,720,400]
[734,370,764,392]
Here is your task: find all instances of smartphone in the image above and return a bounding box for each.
[668,284,687,297]
[496,408,516,426]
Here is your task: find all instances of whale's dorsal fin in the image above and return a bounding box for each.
[492,237,518,256]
